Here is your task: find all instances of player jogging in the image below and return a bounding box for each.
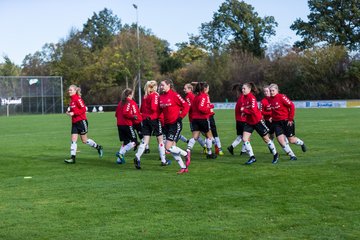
[227,83,247,156]
[115,88,141,167]
[241,82,279,165]
[186,82,217,159]
[268,83,307,160]
[134,80,170,168]
[159,79,190,174]
[64,84,103,164]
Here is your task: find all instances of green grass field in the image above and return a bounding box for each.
[0,108,359,239]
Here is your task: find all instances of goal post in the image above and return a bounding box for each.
[0,76,64,116]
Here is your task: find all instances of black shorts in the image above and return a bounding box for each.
[236,121,245,136]
[192,119,211,133]
[141,119,163,137]
[71,120,88,135]
[209,115,218,137]
[189,122,194,132]
[133,123,143,139]
[117,125,137,145]
[265,120,275,135]
[163,120,182,142]
[273,120,295,137]
[244,120,269,137]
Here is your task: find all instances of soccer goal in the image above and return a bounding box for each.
[0,76,64,116]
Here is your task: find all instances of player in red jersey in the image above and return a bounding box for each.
[186,82,217,159]
[208,99,224,156]
[268,83,307,160]
[179,83,207,151]
[227,83,247,156]
[115,88,141,168]
[134,80,170,167]
[64,85,103,164]
[241,82,279,164]
[159,79,190,174]
[260,86,274,139]
[261,85,297,158]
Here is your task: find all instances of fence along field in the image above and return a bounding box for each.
[0,108,359,239]
[0,76,63,116]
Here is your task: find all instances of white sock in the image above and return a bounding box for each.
[241,143,247,153]
[145,144,149,150]
[125,142,135,152]
[86,139,98,148]
[120,142,135,154]
[70,141,77,156]
[283,143,295,157]
[267,140,277,155]
[158,143,166,163]
[179,135,188,143]
[244,141,254,157]
[232,135,242,148]
[168,145,187,157]
[197,136,206,147]
[206,138,213,154]
[295,138,304,146]
[172,153,186,168]
[135,143,146,159]
[214,137,222,149]
[187,138,196,150]
[119,145,125,155]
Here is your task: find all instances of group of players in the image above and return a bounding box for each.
[64,80,306,174]
[227,82,306,166]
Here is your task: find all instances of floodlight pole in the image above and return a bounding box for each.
[133,4,141,105]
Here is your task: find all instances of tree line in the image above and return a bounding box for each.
[1,0,359,104]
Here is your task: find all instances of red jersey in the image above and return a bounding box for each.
[191,92,211,119]
[209,103,215,116]
[159,89,189,124]
[260,97,272,121]
[185,91,195,122]
[133,105,143,125]
[235,94,246,122]
[68,94,87,123]
[140,92,160,120]
[269,93,295,121]
[115,98,141,126]
[242,93,262,125]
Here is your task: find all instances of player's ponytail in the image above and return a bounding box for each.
[194,82,208,94]
[144,80,157,96]
[245,82,259,95]
[121,88,133,103]
[69,84,81,96]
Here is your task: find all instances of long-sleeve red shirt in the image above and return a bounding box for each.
[242,93,262,125]
[191,92,211,119]
[115,98,141,126]
[260,97,272,121]
[68,94,87,123]
[269,93,295,121]
[140,92,160,120]
[185,91,195,122]
[159,89,189,124]
[235,94,246,122]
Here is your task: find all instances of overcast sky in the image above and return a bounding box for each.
[0,0,309,65]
